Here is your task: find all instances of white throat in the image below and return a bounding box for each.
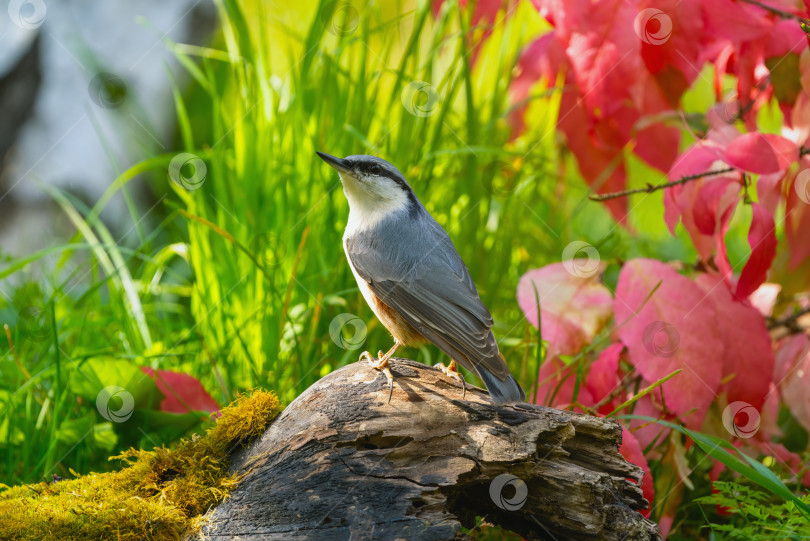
[341,173,410,235]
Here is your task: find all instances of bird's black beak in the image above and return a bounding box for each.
[316,151,351,174]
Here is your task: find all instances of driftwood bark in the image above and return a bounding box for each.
[194,359,661,541]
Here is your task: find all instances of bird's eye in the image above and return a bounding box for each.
[369,164,382,175]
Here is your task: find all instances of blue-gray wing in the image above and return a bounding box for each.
[345,219,511,382]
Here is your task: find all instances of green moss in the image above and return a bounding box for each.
[0,390,282,541]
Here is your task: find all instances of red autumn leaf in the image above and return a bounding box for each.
[619,427,654,518]
[634,121,680,173]
[517,262,613,360]
[725,133,799,174]
[614,259,724,427]
[140,367,219,414]
[693,273,775,411]
[663,144,729,235]
[535,357,594,409]
[702,0,772,44]
[756,171,786,215]
[584,343,624,415]
[734,203,777,300]
[638,0,705,106]
[692,177,740,236]
[786,167,810,270]
[774,334,810,434]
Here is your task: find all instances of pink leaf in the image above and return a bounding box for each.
[735,203,777,300]
[634,122,680,173]
[756,171,786,215]
[140,367,219,414]
[774,334,810,434]
[702,0,773,43]
[664,145,729,235]
[786,167,810,270]
[725,133,799,174]
[517,262,613,360]
[694,273,775,411]
[619,428,654,518]
[614,259,724,426]
[508,33,562,136]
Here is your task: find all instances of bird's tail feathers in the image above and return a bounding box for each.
[477,366,526,405]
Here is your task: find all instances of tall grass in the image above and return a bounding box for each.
[167,0,564,400]
[0,0,615,486]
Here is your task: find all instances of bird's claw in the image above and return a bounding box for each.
[359,350,396,404]
[434,360,466,399]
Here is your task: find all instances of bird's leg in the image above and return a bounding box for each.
[359,341,400,403]
[434,359,466,399]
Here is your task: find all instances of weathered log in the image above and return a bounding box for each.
[194,359,661,541]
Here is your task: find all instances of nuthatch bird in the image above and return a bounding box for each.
[317,152,525,405]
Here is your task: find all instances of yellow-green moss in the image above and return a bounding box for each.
[0,389,282,541]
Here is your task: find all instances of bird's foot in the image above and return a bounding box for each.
[434,359,466,399]
[359,350,396,403]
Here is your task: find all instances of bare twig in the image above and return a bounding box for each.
[589,145,809,203]
[588,167,736,202]
[767,306,810,333]
[738,0,810,25]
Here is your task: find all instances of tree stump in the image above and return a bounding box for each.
[193,359,661,541]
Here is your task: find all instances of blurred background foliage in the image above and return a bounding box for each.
[0,0,765,501]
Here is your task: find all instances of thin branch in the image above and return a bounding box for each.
[738,0,810,25]
[767,306,810,332]
[588,167,736,202]
[589,145,809,203]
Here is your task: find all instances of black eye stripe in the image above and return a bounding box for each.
[349,160,411,191]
